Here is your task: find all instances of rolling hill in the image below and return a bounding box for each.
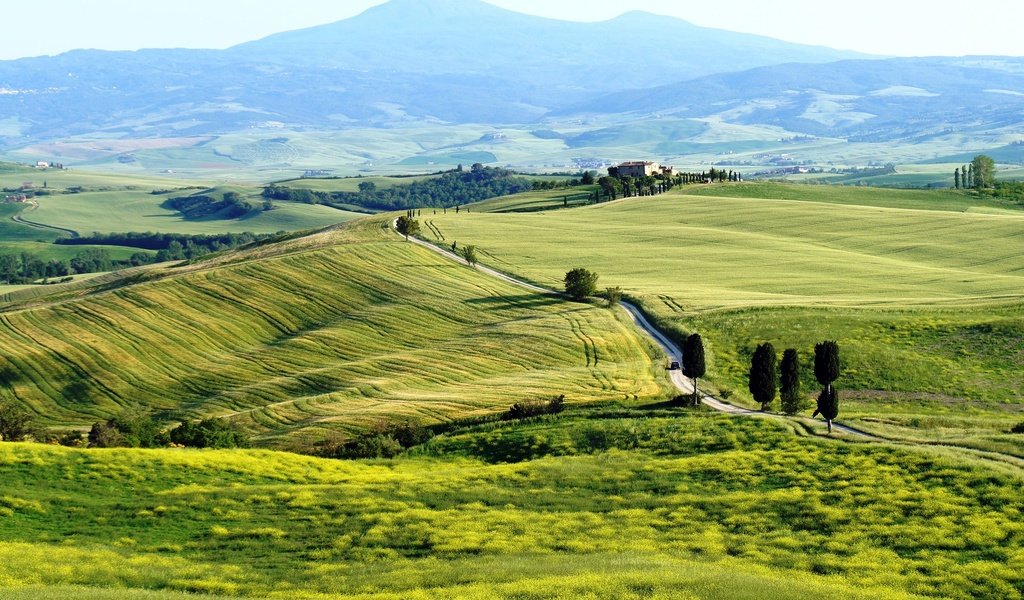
[420,183,1024,456]
[0,217,667,447]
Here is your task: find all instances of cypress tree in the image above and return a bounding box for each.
[682,333,706,407]
[967,165,974,189]
[815,387,840,433]
[954,168,961,190]
[780,349,802,415]
[813,341,840,432]
[748,343,777,411]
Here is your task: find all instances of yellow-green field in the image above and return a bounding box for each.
[1,409,1021,599]
[0,218,667,446]
[419,184,1024,455]
[27,190,358,236]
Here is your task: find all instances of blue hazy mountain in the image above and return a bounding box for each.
[0,0,866,145]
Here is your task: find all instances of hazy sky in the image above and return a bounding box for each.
[1,0,1021,60]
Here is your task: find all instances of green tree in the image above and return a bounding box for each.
[0,401,40,442]
[748,343,777,411]
[682,334,706,407]
[971,155,996,189]
[581,171,595,185]
[954,168,961,190]
[395,216,420,240]
[563,268,599,301]
[603,286,623,307]
[462,245,478,266]
[967,164,974,189]
[813,341,840,431]
[780,348,802,415]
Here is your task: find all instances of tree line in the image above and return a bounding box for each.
[264,164,534,211]
[954,155,996,190]
[0,402,249,449]
[596,167,743,202]
[0,231,280,284]
[57,231,275,254]
[0,248,146,284]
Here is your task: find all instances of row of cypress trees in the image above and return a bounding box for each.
[680,334,842,433]
[748,341,841,431]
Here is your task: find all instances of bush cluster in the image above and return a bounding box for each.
[321,421,432,459]
[504,395,566,420]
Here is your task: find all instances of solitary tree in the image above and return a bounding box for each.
[603,286,623,307]
[813,341,840,432]
[395,216,420,241]
[780,348,802,415]
[682,334,706,407]
[971,154,996,189]
[462,245,478,266]
[563,268,599,301]
[748,343,777,411]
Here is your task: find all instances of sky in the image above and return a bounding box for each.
[0,0,1021,61]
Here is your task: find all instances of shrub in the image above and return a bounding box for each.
[88,410,168,448]
[505,395,566,420]
[1010,422,1024,434]
[169,418,250,449]
[603,286,623,307]
[322,420,431,459]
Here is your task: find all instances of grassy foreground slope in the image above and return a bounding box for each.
[0,218,667,446]
[422,184,1024,454]
[0,410,1021,599]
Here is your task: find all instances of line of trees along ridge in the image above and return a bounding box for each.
[264,165,534,210]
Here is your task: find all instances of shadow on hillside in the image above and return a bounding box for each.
[464,294,562,309]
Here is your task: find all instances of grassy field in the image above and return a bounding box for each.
[27,190,358,236]
[0,409,1020,599]
[0,202,151,262]
[279,175,439,193]
[680,182,1024,213]
[0,218,668,447]
[420,183,1024,455]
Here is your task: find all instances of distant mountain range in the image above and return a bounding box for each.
[0,0,1021,172]
[0,0,863,143]
[566,57,1024,143]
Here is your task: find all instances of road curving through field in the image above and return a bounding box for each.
[395,219,873,437]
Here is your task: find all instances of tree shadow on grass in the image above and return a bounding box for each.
[464,294,562,309]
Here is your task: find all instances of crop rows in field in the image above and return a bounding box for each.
[0,220,666,444]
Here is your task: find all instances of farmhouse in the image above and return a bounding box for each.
[4,194,28,203]
[616,161,676,178]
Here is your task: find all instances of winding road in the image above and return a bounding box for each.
[397,221,1024,470]
[11,199,79,239]
[396,221,872,438]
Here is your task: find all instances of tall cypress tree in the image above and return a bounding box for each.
[813,341,840,432]
[967,164,974,189]
[780,349,802,415]
[682,334,706,407]
[748,343,777,411]
[954,168,961,190]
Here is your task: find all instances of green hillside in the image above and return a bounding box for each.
[421,183,1024,454]
[1,408,1021,599]
[0,218,667,446]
